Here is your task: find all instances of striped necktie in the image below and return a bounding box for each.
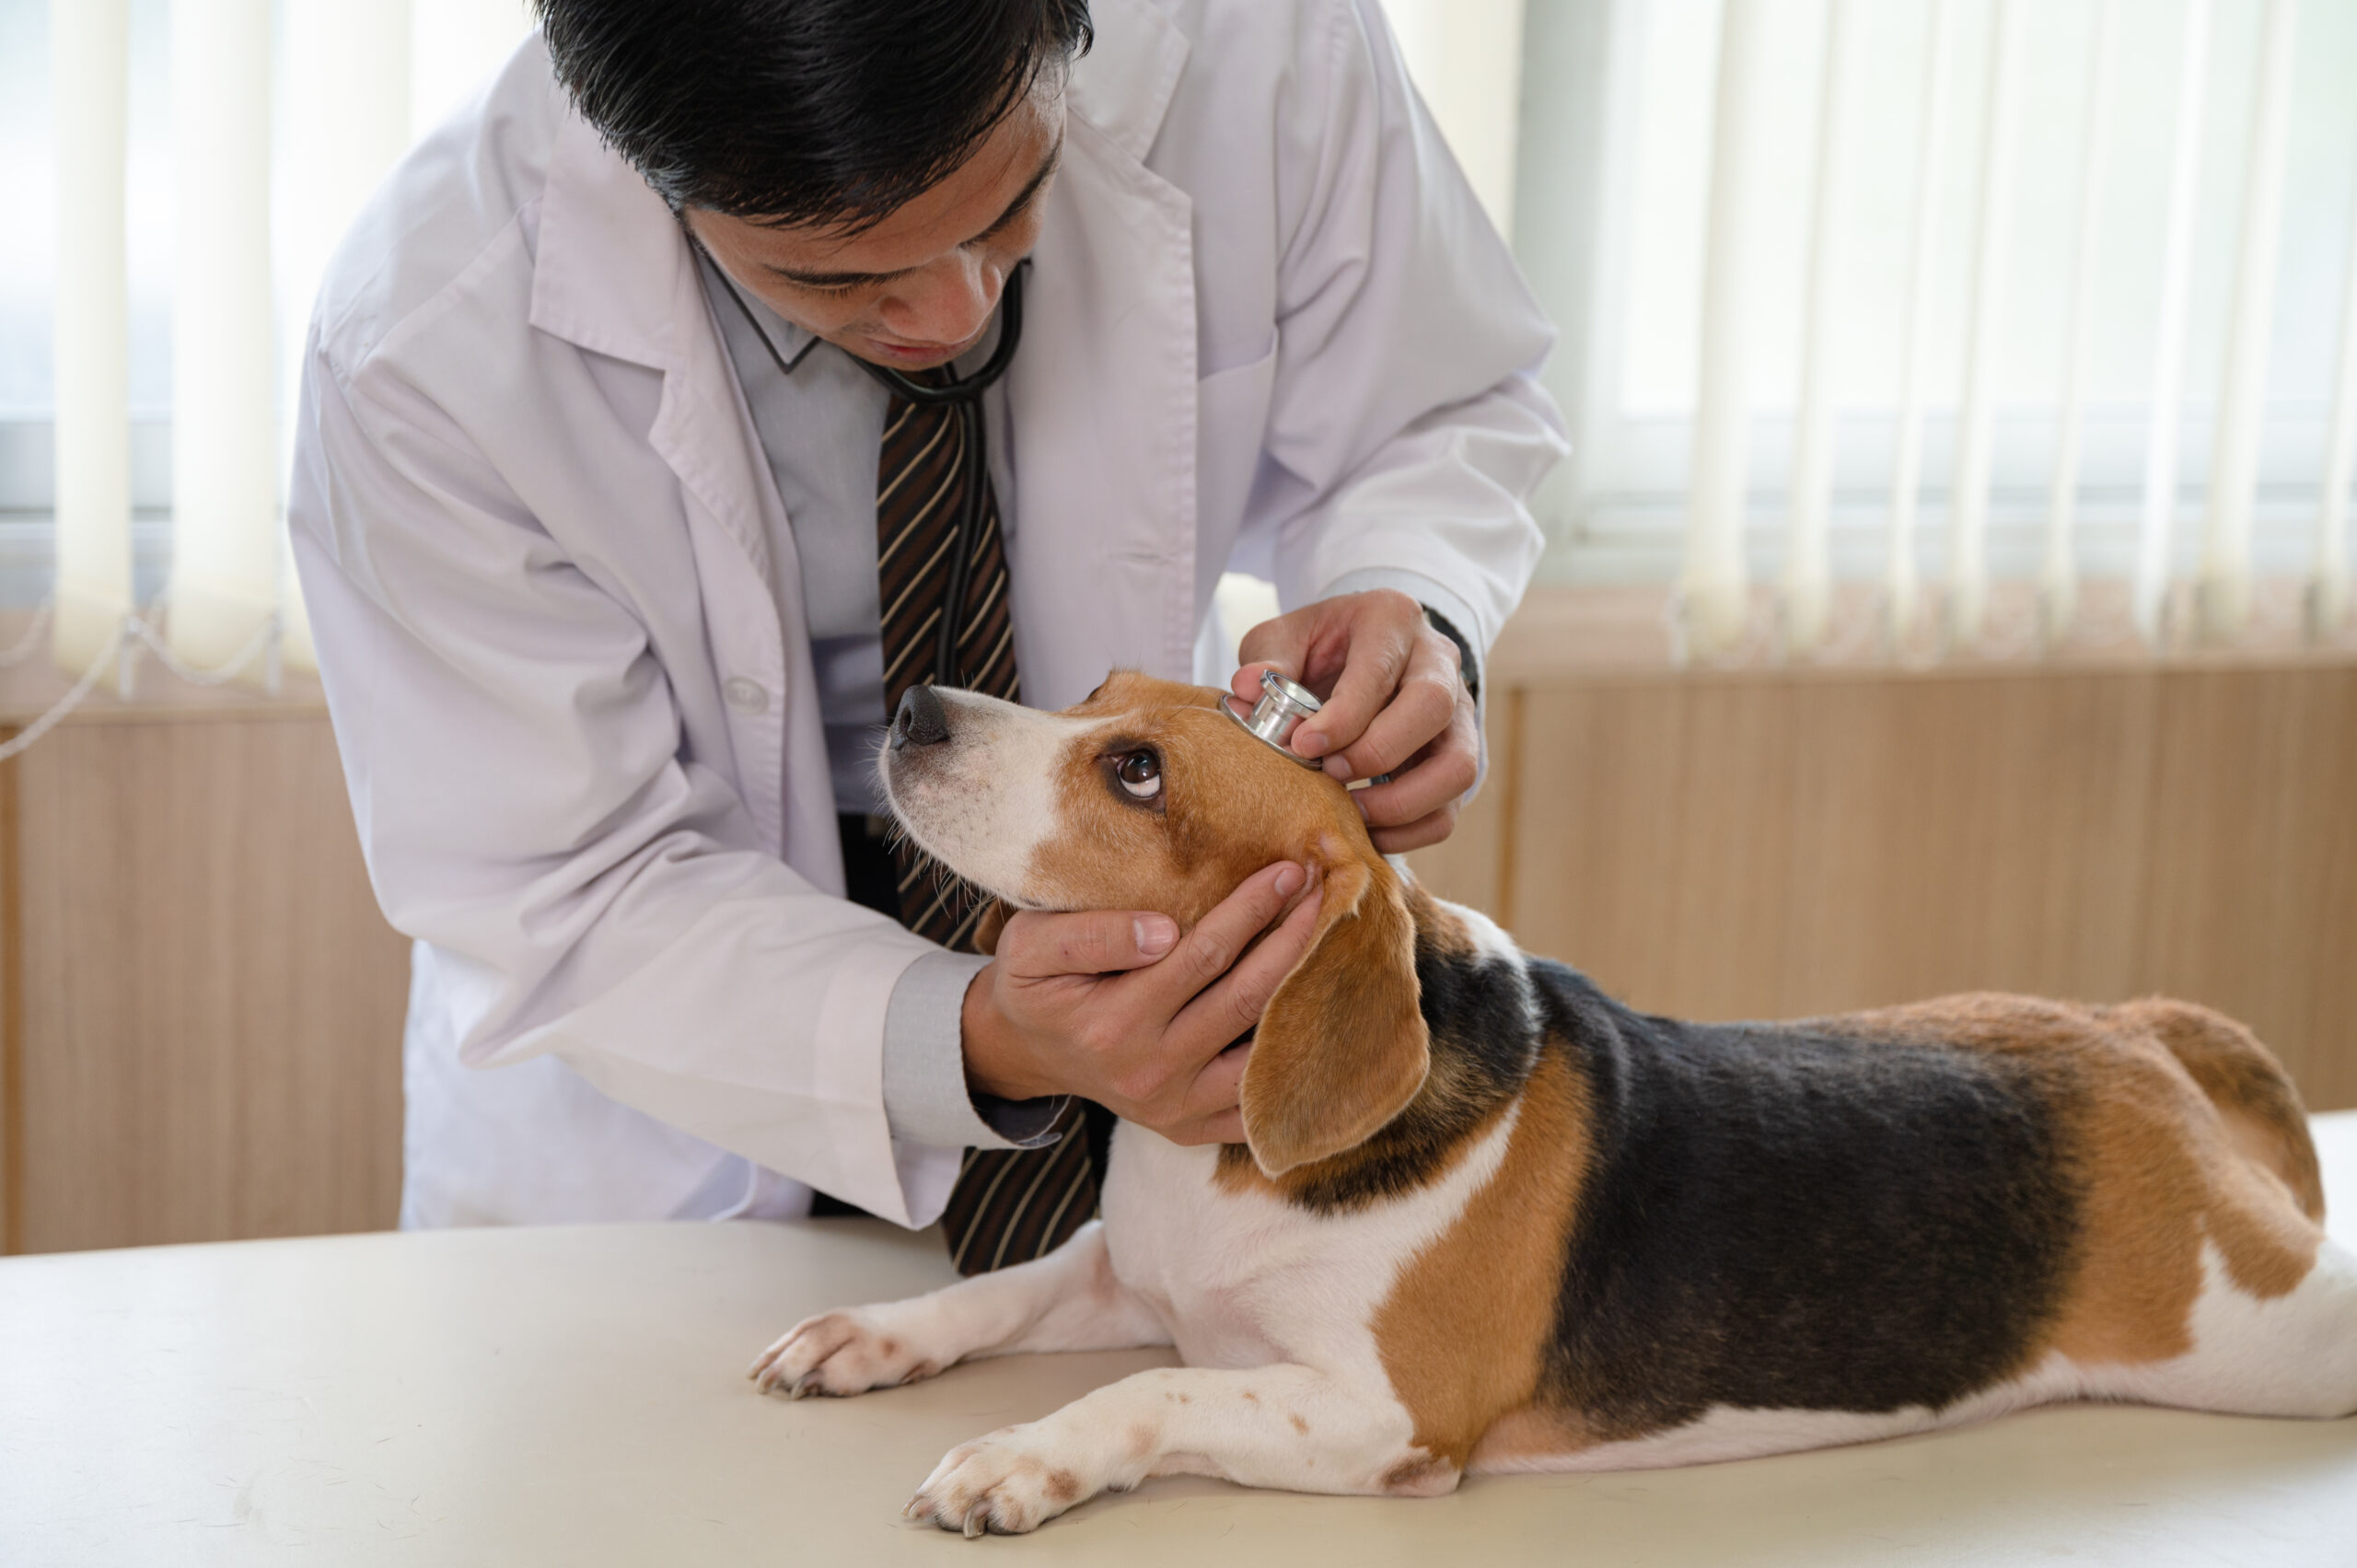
[875,367,1109,1275]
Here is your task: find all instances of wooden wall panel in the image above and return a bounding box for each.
[3,620,2349,1255]
[2131,668,2357,1109]
[0,726,22,1251]
[1480,663,2357,1112]
[9,713,409,1252]
[1401,688,1515,913]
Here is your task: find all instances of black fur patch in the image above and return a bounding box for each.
[1529,962,2080,1436]
[1245,935,1541,1213]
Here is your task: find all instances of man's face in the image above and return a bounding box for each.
[682,82,1065,373]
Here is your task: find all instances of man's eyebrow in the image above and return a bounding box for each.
[767,134,1063,290]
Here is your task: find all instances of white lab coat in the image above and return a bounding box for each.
[289,0,1563,1232]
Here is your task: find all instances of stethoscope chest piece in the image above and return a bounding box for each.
[1225,669,1328,768]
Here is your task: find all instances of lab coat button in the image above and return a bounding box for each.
[724,677,770,715]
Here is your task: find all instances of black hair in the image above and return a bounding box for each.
[536,0,1092,231]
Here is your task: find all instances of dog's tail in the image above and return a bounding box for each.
[2113,998,2326,1223]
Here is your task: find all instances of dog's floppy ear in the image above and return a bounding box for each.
[1238,836,1428,1177]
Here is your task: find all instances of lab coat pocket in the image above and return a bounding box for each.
[1195,332,1279,550]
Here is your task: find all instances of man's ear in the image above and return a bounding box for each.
[1238,839,1428,1177]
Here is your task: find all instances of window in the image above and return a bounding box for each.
[0,0,532,610]
[1515,0,2357,589]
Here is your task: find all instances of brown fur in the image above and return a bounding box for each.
[1373,1050,1593,1469]
[1021,678,1315,931]
[1209,877,1540,1206]
[1011,674,1433,1176]
[1238,841,1430,1174]
[2116,998,2327,1221]
[1822,993,2325,1365]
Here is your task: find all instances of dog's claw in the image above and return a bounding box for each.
[963,1508,988,1539]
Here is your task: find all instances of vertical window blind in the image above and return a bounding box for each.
[13,0,2357,761]
[1521,0,2357,665]
[5,0,531,759]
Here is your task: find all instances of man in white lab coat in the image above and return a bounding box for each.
[288,0,1564,1246]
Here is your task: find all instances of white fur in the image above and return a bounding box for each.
[1476,1353,2088,1474]
[749,1223,1169,1400]
[1474,1238,2357,1476]
[1099,1106,1519,1384]
[2080,1238,2357,1420]
[877,690,1085,909]
[760,1108,1519,1534]
[1447,900,1522,966]
[904,1111,1520,1532]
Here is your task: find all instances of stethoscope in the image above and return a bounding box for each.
[1227,668,1392,784]
[1228,669,1327,767]
[697,240,1387,788]
[693,230,1027,691]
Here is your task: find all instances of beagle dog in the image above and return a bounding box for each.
[753,672,2357,1537]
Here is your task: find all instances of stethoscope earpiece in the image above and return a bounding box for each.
[1225,668,1328,768]
[691,231,1028,691]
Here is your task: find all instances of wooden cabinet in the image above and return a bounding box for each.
[0,675,410,1254]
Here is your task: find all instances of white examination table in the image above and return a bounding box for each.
[4,1115,2353,1566]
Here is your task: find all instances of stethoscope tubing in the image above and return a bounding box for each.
[691,226,1027,691]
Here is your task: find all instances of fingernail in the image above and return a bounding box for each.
[1294,728,1327,758]
[1354,796,1371,820]
[1324,756,1353,781]
[1273,863,1305,898]
[1135,915,1178,956]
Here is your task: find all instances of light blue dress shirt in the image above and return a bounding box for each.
[695,255,1484,1167]
[698,254,1056,1157]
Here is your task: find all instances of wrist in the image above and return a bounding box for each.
[959,962,1041,1102]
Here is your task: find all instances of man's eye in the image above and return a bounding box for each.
[1115,750,1162,799]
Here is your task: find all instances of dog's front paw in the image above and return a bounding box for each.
[905,1426,1101,1538]
[749,1308,942,1399]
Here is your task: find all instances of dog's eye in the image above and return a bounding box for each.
[1115,750,1162,799]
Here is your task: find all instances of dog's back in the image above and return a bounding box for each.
[1458,965,2354,1474]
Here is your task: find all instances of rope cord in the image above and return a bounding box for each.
[0,601,52,668]
[0,600,280,765]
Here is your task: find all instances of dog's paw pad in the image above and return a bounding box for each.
[748,1309,935,1399]
[906,1430,1092,1537]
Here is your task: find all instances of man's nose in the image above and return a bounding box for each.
[890,683,951,749]
[887,257,998,345]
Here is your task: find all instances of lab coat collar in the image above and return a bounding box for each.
[532,108,682,372]
[1068,0,1190,165]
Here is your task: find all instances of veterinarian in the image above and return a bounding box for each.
[288,0,1563,1263]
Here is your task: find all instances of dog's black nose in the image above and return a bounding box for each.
[891,683,951,749]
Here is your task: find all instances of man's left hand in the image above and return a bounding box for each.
[1233,588,1478,854]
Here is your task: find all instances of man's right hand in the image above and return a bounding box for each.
[958,861,1325,1146]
